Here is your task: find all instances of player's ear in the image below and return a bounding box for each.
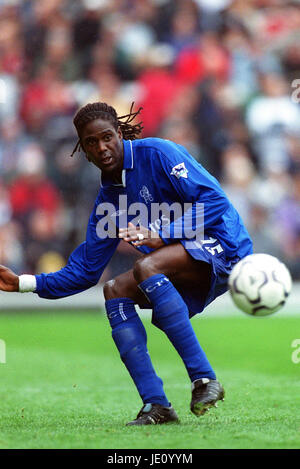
[117,127,123,141]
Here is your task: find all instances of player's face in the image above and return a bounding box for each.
[80,118,123,175]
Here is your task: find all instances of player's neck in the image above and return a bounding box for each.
[102,168,123,185]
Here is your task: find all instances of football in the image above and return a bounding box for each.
[228,254,292,316]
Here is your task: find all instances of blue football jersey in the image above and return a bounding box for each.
[35,138,252,300]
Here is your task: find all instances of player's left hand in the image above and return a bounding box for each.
[118,222,165,250]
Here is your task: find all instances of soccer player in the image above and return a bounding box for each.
[0,102,253,425]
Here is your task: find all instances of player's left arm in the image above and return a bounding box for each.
[156,144,230,244]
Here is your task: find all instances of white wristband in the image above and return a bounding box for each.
[19,275,37,293]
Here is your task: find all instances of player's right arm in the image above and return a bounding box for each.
[0,192,120,299]
[0,265,19,292]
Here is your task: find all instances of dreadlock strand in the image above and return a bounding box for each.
[118,102,135,122]
[70,139,81,158]
[117,103,143,139]
[118,103,143,125]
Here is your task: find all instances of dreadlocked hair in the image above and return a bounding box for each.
[70,102,143,157]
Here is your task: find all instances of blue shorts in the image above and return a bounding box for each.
[177,238,242,317]
[139,236,252,318]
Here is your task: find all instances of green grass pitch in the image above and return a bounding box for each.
[0,309,299,449]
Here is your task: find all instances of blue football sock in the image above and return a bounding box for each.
[139,274,216,382]
[105,297,169,407]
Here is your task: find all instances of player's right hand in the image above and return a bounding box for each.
[0,265,19,292]
[119,222,165,250]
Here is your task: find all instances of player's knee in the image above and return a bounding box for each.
[103,277,137,300]
[103,279,120,300]
[133,255,162,283]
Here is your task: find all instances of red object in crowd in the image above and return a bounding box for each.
[136,68,183,136]
[20,80,50,129]
[1,51,24,75]
[20,70,74,130]
[9,177,61,216]
[175,43,231,85]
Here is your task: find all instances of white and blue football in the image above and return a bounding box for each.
[228,254,292,316]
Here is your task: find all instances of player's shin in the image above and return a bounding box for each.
[105,298,169,407]
[138,274,216,382]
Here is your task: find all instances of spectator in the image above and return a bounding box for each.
[275,170,300,277]
[135,44,181,136]
[20,62,75,134]
[221,143,256,224]
[245,73,300,173]
[0,118,32,180]
[175,31,231,85]
[9,143,61,218]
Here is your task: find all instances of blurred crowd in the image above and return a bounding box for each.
[0,0,300,281]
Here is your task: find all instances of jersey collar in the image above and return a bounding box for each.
[123,139,134,170]
[100,139,134,188]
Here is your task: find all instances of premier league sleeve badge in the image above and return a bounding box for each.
[170,162,189,179]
